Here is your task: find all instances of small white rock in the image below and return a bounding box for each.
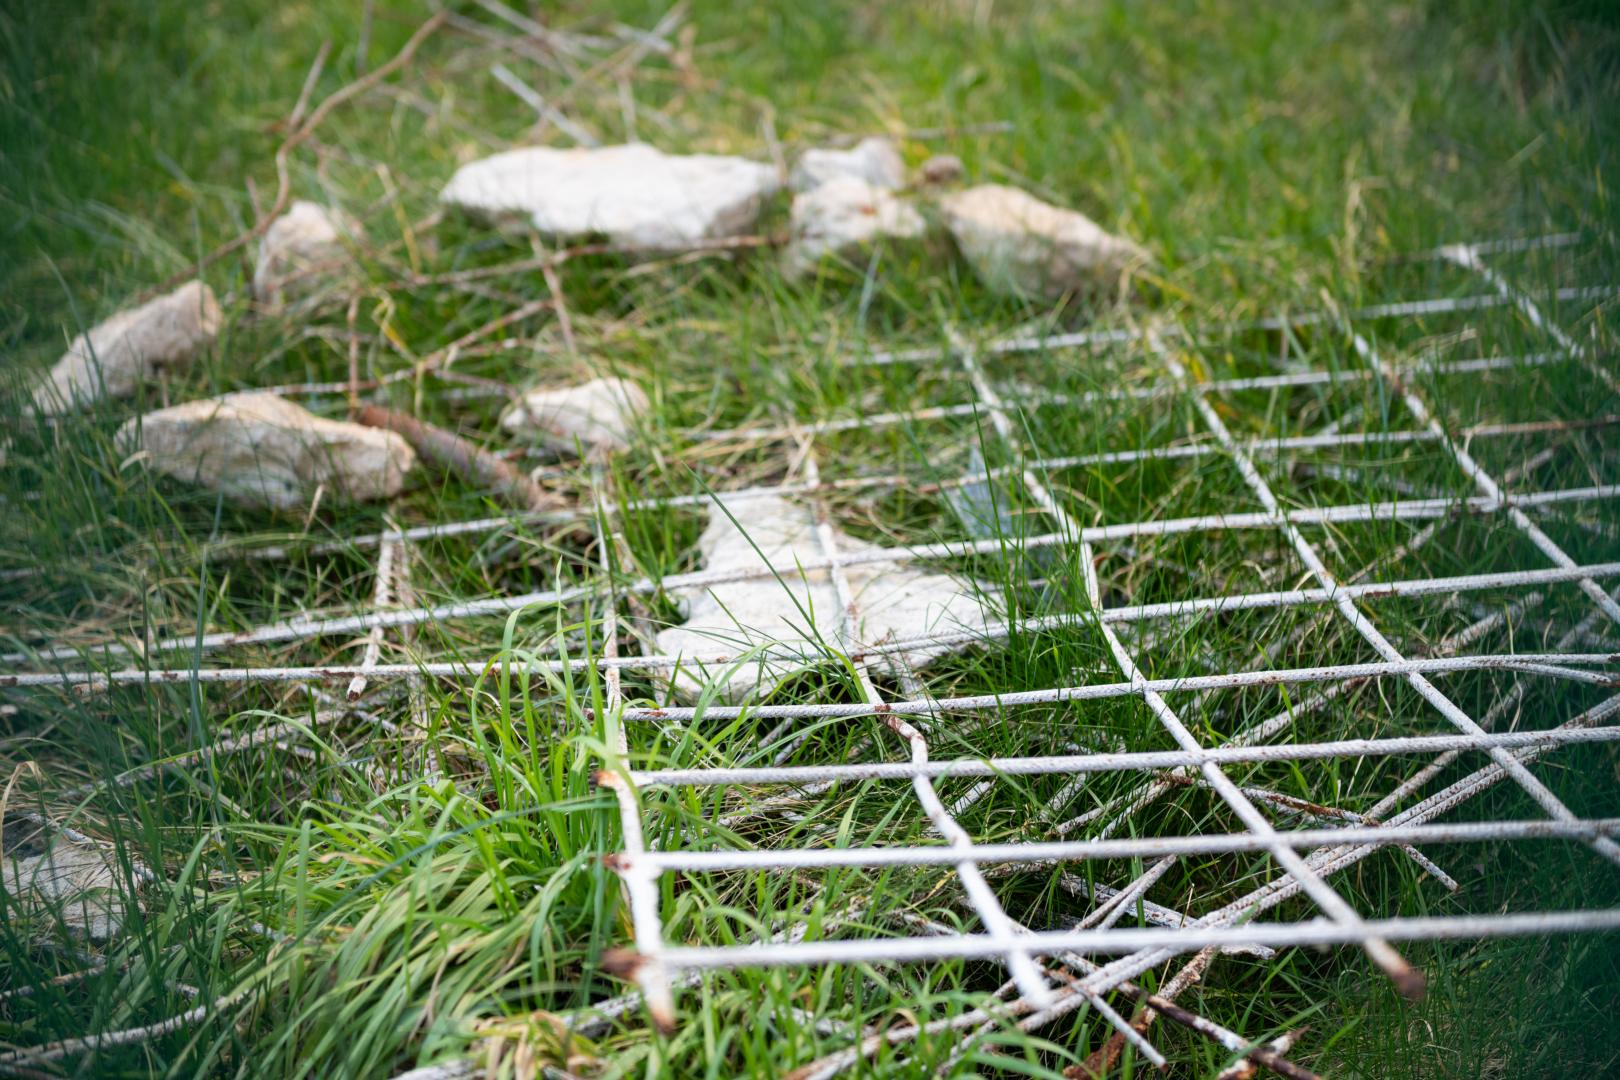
[939,183,1147,299]
[654,493,990,703]
[441,144,780,250]
[253,200,360,305]
[501,376,649,456]
[31,280,222,416]
[118,391,415,510]
[790,136,905,192]
[783,177,926,278]
[3,841,130,940]
[914,153,964,187]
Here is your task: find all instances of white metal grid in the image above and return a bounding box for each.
[4,232,1618,1075]
[586,233,1620,1071]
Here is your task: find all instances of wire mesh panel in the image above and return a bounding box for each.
[581,234,1620,1069]
[3,233,1618,1075]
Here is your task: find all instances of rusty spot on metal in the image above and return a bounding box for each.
[648,1003,677,1035]
[602,852,633,873]
[599,946,646,980]
[1392,965,1427,1003]
[1264,791,1349,820]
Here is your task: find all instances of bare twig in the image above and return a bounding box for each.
[490,63,599,145]
[287,41,333,130]
[347,522,400,700]
[149,10,448,297]
[354,404,565,512]
[345,294,363,418]
[540,261,577,358]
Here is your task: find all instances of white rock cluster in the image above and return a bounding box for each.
[789,136,906,192]
[654,493,990,703]
[501,376,649,456]
[31,280,222,416]
[939,183,1146,299]
[783,136,925,278]
[784,177,926,279]
[119,391,415,510]
[440,144,780,250]
[253,200,360,306]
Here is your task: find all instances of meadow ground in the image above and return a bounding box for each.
[2,1,1619,1077]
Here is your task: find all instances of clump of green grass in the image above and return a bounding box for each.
[2,1,1618,1077]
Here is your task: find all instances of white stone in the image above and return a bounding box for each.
[914,153,964,187]
[440,144,780,249]
[3,841,130,940]
[118,391,415,510]
[790,136,905,192]
[783,177,927,278]
[31,280,222,416]
[253,200,359,304]
[939,183,1147,299]
[501,376,649,456]
[654,494,991,703]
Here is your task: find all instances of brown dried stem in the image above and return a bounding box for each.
[354,404,564,512]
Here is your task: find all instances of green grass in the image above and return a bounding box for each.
[2,1,1619,1077]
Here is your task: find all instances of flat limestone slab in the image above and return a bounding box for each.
[654,493,990,703]
[501,376,649,456]
[31,280,222,416]
[440,143,780,249]
[119,392,415,510]
[253,200,359,305]
[940,183,1146,299]
[790,136,905,192]
[783,177,926,278]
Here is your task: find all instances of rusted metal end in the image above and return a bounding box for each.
[589,768,616,790]
[600,946,646,980]
[600,948,677,1033]
[647,996,677,1034]
[1391,963,1428,1003]
[601,852,632,873]
[1068,1027,1130,1079]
